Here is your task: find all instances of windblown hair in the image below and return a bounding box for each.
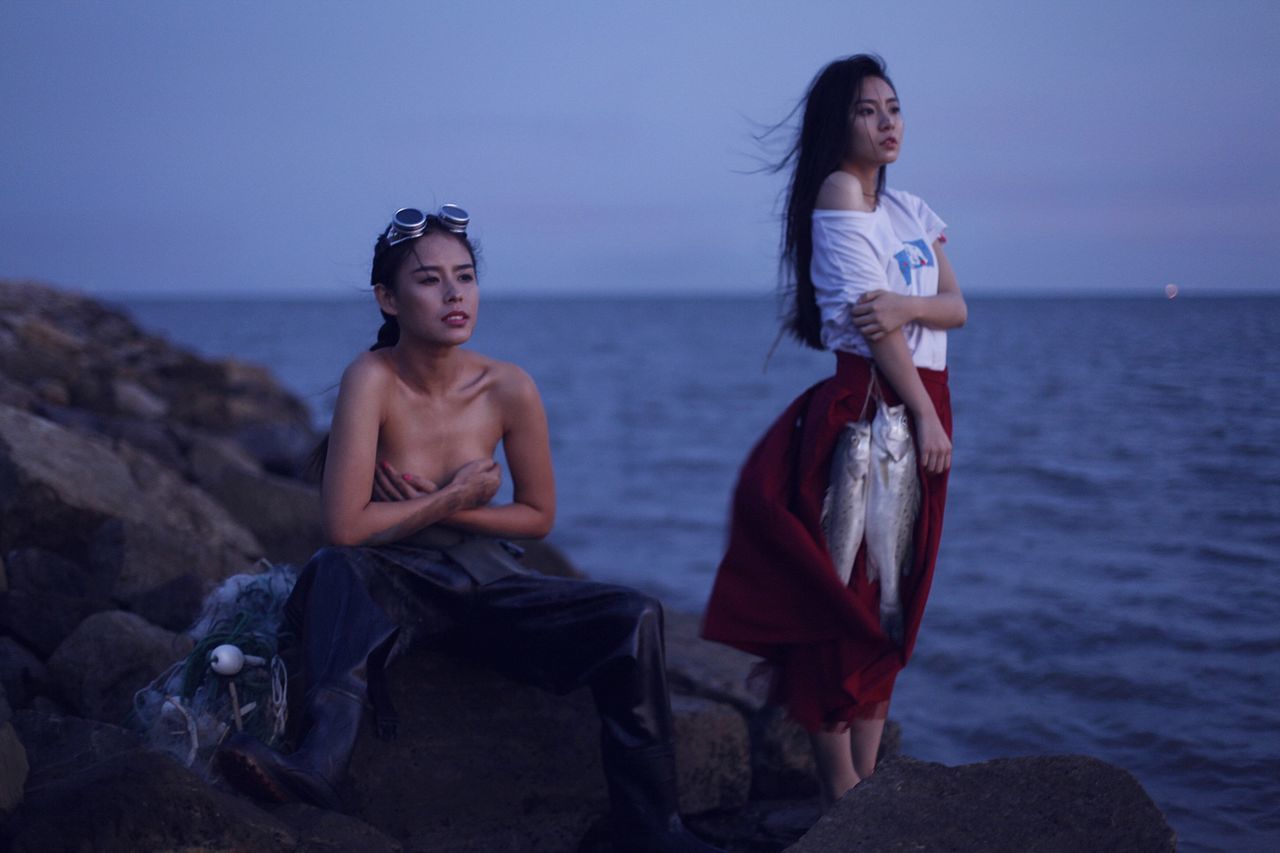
[777,54,894,350]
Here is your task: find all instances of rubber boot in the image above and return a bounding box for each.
[217,685,364,811]
[602,742,723,853]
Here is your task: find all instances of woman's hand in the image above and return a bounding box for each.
[913,410,952,476]
[448,458,502,508]
[373,461,438,502]
[374,459,501,509]
[852,290,915,341]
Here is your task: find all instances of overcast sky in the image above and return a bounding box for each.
[2,0,1277,297]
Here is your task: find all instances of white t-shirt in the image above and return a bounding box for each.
[811,187,948,370]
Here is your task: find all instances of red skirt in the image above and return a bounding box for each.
[701,352,952,730]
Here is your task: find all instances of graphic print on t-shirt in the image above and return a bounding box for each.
[894,239,935,286]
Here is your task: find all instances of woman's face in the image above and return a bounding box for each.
[376,231,478,346]
[845,76,903,169]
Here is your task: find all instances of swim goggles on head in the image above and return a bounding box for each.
[385,204,470,245]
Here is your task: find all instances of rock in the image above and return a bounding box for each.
[0,372,35,411]
[1,685,29,813]
[664,610,763,713]
[9,710,405,851]
[89,518,250,630]
[0,748,301,853]
[671,693,751,814]
[665,610,901,801]
[0,720,28,813]
[46,610,193,723]
[185,432,324,565]
[3,546,105,599]
[0,403,262,565]
[784,755,1177,853]
[749,704,820,800]
[37,404,189,472]
[10,709,144,792]
[273,803,404,853]
[0,589,110,659]
[0,636,50,708]
[111,378,168,419]
[0,279,318,475]
[335,632,753,850]
[346,649,608,851]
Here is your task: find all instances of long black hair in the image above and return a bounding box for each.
[305,214,481,480]
[777,54,894,350]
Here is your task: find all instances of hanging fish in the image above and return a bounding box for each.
[865,403,920,645]
[821,421,872,586]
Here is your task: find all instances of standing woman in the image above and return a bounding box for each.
[702,54,966,808]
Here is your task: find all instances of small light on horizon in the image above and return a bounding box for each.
[1165,283,1179,299]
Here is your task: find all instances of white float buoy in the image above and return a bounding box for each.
[208,644,266,676]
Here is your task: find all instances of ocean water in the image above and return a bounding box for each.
[123,294,1280,852]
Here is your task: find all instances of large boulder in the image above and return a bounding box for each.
[5,708,405,853]
[664,609,900,800]
[0,404,263,632]
[1,748,301,853]
[671,693,751,814]
[345,649,609,851]
[0,280,314,446]
[185,432,324,565]
[46,610,193,723]
[785,755,1177,853]
[342,644,749,851]
[10,709,144,791]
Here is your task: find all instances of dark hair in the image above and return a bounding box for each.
[305,215,481,481]
[368,215,480,351]
[777,54,894,350]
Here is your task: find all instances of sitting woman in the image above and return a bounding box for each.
[216,205,719,853]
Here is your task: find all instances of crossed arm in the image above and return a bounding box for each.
[854,241,966,475]
[321,356,555,547]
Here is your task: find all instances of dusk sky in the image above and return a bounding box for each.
[2,1,1277,298]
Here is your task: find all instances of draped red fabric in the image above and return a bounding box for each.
[701,352,952,730]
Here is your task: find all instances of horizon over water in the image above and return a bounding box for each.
[123,293,1279,852]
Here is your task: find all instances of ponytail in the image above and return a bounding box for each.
[372,315,399,351]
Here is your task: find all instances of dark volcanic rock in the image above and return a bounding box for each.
[785,755,1177,853]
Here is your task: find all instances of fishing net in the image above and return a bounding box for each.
[131,560,298,779]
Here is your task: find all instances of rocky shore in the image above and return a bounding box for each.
[0,279,1176,851]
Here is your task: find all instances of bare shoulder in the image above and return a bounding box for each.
[463,352,541,410]
[340,349,395,390]
[816,171,873,212]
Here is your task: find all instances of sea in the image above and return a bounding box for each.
[121,294,1279,852]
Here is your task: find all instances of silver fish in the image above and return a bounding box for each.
[821,421,871,586]
[865,403,920,646]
